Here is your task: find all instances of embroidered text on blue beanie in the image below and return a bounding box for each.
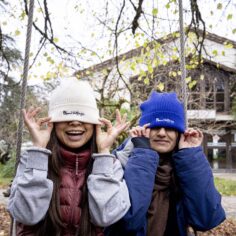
[139,92,185,133]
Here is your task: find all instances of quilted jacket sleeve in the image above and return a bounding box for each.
[7,147,53,225]
[87,153,131,227]
[173,146,226,231]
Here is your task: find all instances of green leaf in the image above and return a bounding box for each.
[130,62,136,71]
[217,3,222,9]
[157,82,164,91]
[227,14,233,20]
[224,42,233,49]
[165,3,170,9]
[222,51,225,56]
[15,30,21,36]
[185,76,192,84]
[152,8,158,16]
[20,11,26,20]
[147,64,153,73]
[37,7,43,13]
[189,80,197,89]
[53,38,59,43]
[232,29,236,34]
[172,71,177,77]
[90,52,97,56]
[212,50,218,56]
[144,77,150,85]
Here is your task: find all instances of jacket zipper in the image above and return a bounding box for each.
[69,156,79,226]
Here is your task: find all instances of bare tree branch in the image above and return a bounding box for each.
[186,0,206,63]
[131,0,144,35]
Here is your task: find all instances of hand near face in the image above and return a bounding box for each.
[96,109,130,153]
[22,107,53,148]
[179,128,203,149]
[129,124,150,138]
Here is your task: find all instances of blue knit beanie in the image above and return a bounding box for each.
[139,91,185,133]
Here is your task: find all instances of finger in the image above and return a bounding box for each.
[40,117,51,123]
[121,113,127,123]
[144,128,151,138]
[115,109,122,124]
[142,124,150,135]
[129,127,138,137]
[143,123,150,128]
[27,107,41,119]
[47,121,54,130]
[189,130,198,137]
[31,107,41,117]
[137,127,143,137]
[123,121,130,131]
[38,117,52,127]
[96,124,102,136]
[195,128,203,136]
[117,121,130,133]
[179,133,185,144]
[99,118,113,130]
[27,106,35,114]
[22,109,28,123]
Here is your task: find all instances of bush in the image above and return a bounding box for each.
[0,150,16,179]
[214,177,236,196]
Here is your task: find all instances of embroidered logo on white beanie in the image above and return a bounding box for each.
[48,78,100,124]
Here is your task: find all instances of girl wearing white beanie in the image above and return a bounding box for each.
[8,77,131,236]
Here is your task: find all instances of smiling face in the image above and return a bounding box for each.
[55,120,94,149]
[149,127,178,154]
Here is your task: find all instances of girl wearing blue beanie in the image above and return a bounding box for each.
[105,91,225,236]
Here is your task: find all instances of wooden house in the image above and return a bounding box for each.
[76,29,236,171]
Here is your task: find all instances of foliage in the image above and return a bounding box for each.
[0,149,15,179]
[0,77,46,147]
[232,97,236,119]
[214,177,236,196]
[1,0,235,81]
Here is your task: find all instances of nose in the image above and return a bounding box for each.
[156,127,166,136]
[68,120,82,126]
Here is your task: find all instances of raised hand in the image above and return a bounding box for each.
[179,128,203,149]
[129,124,150,138]
[22,107,53,148]
[96,109,130,153]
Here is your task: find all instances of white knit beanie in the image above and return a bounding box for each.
[48,78,100,124]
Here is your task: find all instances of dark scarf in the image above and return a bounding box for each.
[147,155,173,236]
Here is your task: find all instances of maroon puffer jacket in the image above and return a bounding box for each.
[16,148,104,236]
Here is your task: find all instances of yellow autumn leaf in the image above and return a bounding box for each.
[15,30,21,36]
[157,82,164,91]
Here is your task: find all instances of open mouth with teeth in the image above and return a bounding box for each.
[65,130,85,140]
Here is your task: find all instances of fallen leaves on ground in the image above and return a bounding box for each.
[0,204,11,236]
[197,218,236,236]
[0,203,236,235]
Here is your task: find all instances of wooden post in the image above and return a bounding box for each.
[225,130,232,170]
[224,77,230,112]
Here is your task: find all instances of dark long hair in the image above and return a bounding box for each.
[35,126,97,236]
